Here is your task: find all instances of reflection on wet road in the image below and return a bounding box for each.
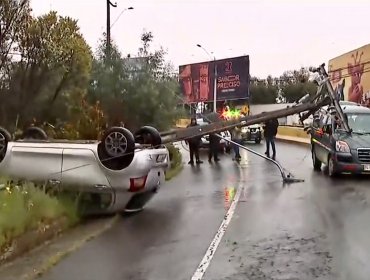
[40,142,370,280]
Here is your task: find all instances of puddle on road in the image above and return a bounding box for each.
[224,187,236,210]
[210,186,237,211]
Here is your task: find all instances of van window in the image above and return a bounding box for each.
[347,113,370,133]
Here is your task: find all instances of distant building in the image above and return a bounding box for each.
[123,57,147,77]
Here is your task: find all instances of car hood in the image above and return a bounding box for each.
[337,133,370,149]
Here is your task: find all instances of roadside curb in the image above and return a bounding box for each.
[276,136,310,147]
[0,215,119,280]
[29,216,118,279]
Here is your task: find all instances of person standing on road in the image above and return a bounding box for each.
[264,118,279,160]
[186,117,203,165]
[208,133,220,163]
[231,126,242,161]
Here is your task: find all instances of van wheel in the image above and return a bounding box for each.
[0,127,11,163]
[328,154,338,177]
[312,147,322,171]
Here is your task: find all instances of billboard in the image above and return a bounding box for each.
[179,55,250,103]
[328,44,370,107]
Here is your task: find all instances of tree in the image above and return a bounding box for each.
[0,10,92,129]
[0,0,31,71]
[88,35,130,125]
[250,83,278,104]
[281,82,317,103]
[89,31,183,132]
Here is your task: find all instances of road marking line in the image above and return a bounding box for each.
[190,165,244,280]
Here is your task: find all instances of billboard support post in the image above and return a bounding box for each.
[213,57,217,112]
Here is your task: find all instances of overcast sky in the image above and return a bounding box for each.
[30,0,370,78]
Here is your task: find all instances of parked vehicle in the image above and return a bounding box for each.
[200,130,232,153]
[241,124,263,144]
[309,102,370,177]
[197,119,232,153]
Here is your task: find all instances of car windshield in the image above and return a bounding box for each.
[347,113,370,134]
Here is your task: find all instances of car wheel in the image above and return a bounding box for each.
[98,127,135,170]
[134,126,162,148]
[255,138,261,144]
[22,126,48,140]
[312,147,322,171]
[328,154,337,177]
[0,127,11,163]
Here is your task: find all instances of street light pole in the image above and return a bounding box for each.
[110,7,134,29]
[197,44,217,113]
[106,0,117,60]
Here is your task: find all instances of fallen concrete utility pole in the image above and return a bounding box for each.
[160,97,330,144]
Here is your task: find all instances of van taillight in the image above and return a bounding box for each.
[129,175,147,192]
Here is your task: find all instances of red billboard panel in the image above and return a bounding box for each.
[179,55,250,103]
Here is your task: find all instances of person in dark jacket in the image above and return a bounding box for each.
[208,133,220,162]
[186,118,203,165]
[263,118,279,160]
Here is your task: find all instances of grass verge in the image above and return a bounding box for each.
[165,164,183,181]
[0,179,79,262]
[165,143,183,181]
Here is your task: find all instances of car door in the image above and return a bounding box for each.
[311,114,327,162]
[6,145,62,184]
[320,116,334,164]
[61,148,111,192]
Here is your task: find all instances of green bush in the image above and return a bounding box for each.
[165,144,183,180]
[0,180,79,249]
[166,144,182,167]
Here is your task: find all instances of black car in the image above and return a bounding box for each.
[310,103,370,177]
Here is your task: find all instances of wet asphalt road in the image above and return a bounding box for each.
[39,141,370,280]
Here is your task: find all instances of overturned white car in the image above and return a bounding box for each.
[0,125,170,215]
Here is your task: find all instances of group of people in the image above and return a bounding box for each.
[185,117,279,164]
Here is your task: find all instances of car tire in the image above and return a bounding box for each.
[98,127,135,170]
[134,126,162,148]
[0,127,11,163]
[255,138,261,144]
[22,126,48,140]
[327,154,338,177]
[312,147,322,171]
